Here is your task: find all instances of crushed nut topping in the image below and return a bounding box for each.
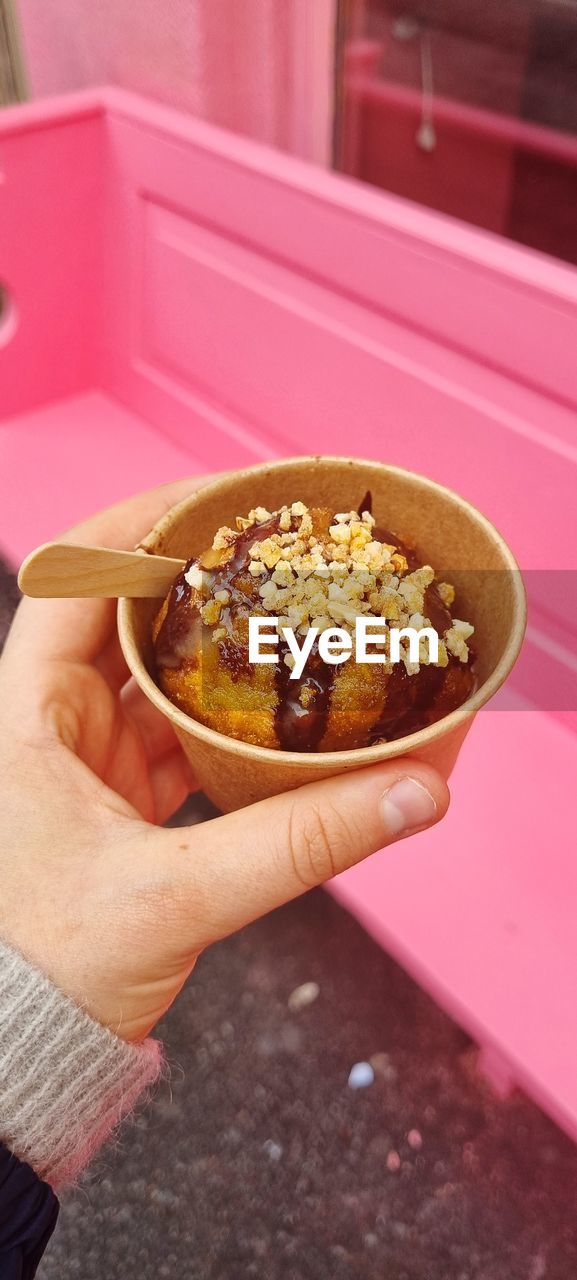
[184,502,474,673]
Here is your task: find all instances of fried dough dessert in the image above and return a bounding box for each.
[152,498,475,752]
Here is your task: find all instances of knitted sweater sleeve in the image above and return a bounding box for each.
[0,938,162,1189]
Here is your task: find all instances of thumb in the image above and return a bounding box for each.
[158,761,449,951]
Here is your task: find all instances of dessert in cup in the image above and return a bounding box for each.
[118,457,526,812]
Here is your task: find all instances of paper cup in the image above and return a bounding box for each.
[118,457,526,812]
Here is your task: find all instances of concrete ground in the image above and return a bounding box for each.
[2,559,577,1280]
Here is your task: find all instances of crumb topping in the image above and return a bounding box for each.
[184,502,474,674]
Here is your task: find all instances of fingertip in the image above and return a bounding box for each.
[399,759,451,824]
[380,769,448,842]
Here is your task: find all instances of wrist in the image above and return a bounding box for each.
[0,938,163,1187]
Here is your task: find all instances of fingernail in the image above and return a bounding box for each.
[381,777,437,840]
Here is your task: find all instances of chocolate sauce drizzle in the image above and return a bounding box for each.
[155,517,278,672]
[155,495,476,753]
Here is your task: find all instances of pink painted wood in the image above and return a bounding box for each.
[1,90,576,1135]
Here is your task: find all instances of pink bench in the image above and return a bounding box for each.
[1,88,576,1135]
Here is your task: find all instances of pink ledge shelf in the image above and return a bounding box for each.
[1,89,576,1136]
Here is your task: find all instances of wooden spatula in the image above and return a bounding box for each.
[18,542,187,599]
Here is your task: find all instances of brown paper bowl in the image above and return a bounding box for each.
[118,457,526,812]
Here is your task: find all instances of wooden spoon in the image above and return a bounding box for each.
[18,542,186,599]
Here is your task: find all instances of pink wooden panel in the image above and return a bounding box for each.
[95,96,577,589]
[103,89,577,412]
[0,392,209,563]
[160,204,577,559]
[0,97,105,416]
[330,709,577,1138]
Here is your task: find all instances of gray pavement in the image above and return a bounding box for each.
[38,878,577,1280]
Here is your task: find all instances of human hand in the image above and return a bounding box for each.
[0,477,449,1043]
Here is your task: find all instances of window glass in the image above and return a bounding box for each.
[335,0,577,265]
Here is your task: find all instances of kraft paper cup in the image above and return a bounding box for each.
[118,457,526,812]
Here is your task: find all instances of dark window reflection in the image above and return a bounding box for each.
[336,0,577,265]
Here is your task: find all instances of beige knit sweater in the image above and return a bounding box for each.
[0,939,162,1188]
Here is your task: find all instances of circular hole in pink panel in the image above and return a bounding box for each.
[0,282,17,345]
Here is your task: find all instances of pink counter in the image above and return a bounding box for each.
[1,89,576,1135]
